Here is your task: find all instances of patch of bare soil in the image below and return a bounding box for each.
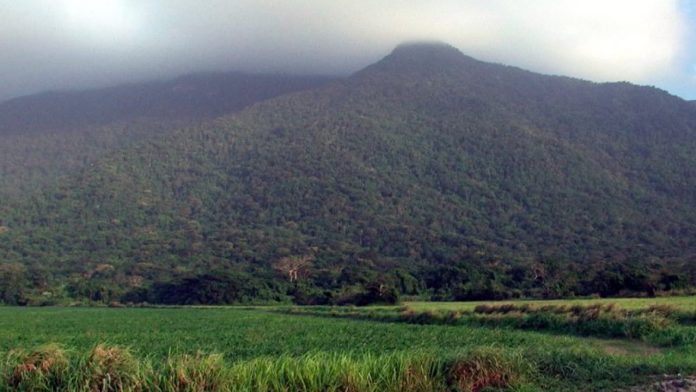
[591,339,661,357]
[621,376,696,392]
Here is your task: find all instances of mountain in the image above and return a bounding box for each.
[0,73,333,200]
[0,72,335,136]
[2,43,696,305]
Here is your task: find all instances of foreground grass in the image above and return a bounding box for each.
[3,346,535,392]
[1,303,695,391]
[3,342,696,392]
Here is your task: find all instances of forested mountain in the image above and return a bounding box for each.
[2,43,696,305]
[0,72,335,135]
[0,73,332,199]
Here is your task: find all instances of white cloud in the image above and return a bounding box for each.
[343,0,686,83]
[150,0,689,81]
[0,0,690,100]
[480,0,686,82]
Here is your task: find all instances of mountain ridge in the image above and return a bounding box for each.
[0,72,334,201]
[0,72,334,135]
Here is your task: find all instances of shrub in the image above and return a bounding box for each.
[159,353,226,391]
[6,345,68,390]
[447,349,524,392]
[82,345,141,391]
[336,283,400,306]
[642,304,676,317]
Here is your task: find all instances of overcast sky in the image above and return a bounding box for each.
[1,0,695,102]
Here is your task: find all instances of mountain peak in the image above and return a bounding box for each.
[357,42,476,76]
[391,41,463,56]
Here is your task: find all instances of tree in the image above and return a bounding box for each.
[273,254,313,283]
[150,274,241,305]
[0,264,27,305]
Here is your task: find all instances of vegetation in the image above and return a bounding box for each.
[1,346,529,392]
[2,44,696,304]
[1,301,696,391]
[281,302,696,346]
[404,296,696,312]
[3,41,696,390]
[0,73,332,201]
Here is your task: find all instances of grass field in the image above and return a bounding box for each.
[1,298,696,391]
[404,296,696,312]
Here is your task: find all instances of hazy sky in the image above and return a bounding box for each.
[1,0,695,101]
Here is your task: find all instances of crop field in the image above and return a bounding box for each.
[1,298,696,391]
[405,296,696,312]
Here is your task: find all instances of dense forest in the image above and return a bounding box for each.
[2,43,696,305]
[0,73,332,200]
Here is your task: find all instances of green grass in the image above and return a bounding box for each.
[280,303,696,347]
[0,307,630,359]
[403,296,696,312]
[1,300,696,391]
[0,346,531,392]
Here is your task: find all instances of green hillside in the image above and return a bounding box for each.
[0,73,332,201]
[2,43,696,305]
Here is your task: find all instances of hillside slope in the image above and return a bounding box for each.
[0,73,332,200]
[2,43,696,303]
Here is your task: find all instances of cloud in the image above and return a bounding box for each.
[472,0,686,82]
[0,0,691,100]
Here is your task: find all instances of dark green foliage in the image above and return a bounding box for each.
[149,274,242,305]
[0,73,334,136]
[0,73,332,201]
[335,281,400,306]
[2,43,696,303]
[0,264,28,305]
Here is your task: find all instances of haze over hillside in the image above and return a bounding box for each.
[2,43,696,305]
[3,1,695,102]
[0,72,333,200]
[0,73,334,135]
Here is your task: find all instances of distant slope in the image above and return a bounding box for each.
[0,73,333,199]
[3,43,696,303]
[0,72,334,135]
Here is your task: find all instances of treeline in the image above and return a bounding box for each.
[2,255,694,306]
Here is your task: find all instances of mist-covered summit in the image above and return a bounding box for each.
[2,43,696,304]
[360,42,476,71]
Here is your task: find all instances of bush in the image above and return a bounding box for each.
[82,345,141,391]
[447,349,525,392]
[6,345,68,390]
[336,283,400,306]
[159,353,226,391]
